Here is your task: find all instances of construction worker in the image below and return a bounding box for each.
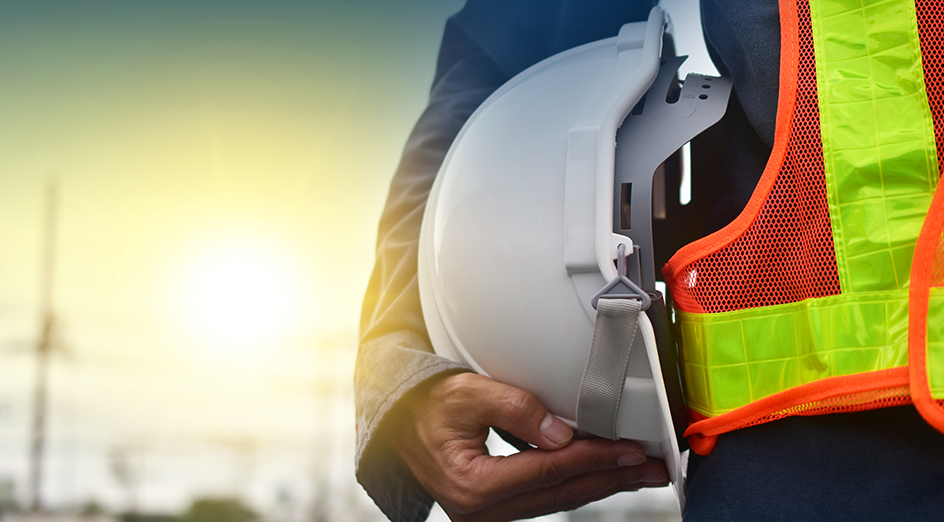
[355,0,944,521]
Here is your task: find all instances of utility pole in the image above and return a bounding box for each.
[29,183,59,513]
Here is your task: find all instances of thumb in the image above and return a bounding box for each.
[474,377,574,450]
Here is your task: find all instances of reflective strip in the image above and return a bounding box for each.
[927,277,944,398]
[679,289,916,417]
[811,0,940,293]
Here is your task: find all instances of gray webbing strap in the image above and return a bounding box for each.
[576,298,641,440]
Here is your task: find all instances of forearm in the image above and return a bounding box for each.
[353,18,508,521]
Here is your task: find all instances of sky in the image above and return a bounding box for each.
[0,0,711,517]
[0,0,464,515]
[0,0,463,347]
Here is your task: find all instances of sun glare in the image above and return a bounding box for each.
[175,239,304,356]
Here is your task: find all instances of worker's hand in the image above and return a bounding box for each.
[391,372,669,522]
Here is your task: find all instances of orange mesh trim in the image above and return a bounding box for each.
[933,231,944,288]
[685,409,716,455]
[687,388,944,456]
[909,179,944,432]
[664,0,840,314]
[684,367,911,455]
[742,386,911,424]
[910,0,944,434]
[916,0,944,287]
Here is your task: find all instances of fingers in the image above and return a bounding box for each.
[468,437,648,505]
[395,372,673,522]
[482,382,574,449]
[434,373,574,449]
[490,459,669,522]
[448,458,670,522]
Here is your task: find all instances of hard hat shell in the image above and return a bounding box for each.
[418,7,731,510]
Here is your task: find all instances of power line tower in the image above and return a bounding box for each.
[29,182,63,513]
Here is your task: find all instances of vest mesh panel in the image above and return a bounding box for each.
[669,0,841,315]
[916,0,944,287]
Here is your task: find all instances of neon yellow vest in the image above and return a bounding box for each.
[663,0,944,454]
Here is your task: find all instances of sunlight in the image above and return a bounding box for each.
[174,237,305,357]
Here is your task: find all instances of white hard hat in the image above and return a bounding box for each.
[418,7,731,509]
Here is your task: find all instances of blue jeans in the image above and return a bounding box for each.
[684,407,944,520]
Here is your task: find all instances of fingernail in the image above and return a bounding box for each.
[617,453,646,467]
[540,413,572,446]
[639,472,669,484]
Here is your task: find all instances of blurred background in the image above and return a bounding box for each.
[0,1,711,521]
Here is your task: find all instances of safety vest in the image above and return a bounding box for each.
[664,0,944,455]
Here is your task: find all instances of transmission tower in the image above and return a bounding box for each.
[29,183,62,513]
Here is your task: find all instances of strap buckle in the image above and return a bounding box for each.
[591,243,651,310]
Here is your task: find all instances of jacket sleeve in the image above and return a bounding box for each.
[353,18,508,522]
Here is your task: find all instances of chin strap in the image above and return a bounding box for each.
[576,297,642,440]
[578,244,648,439]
